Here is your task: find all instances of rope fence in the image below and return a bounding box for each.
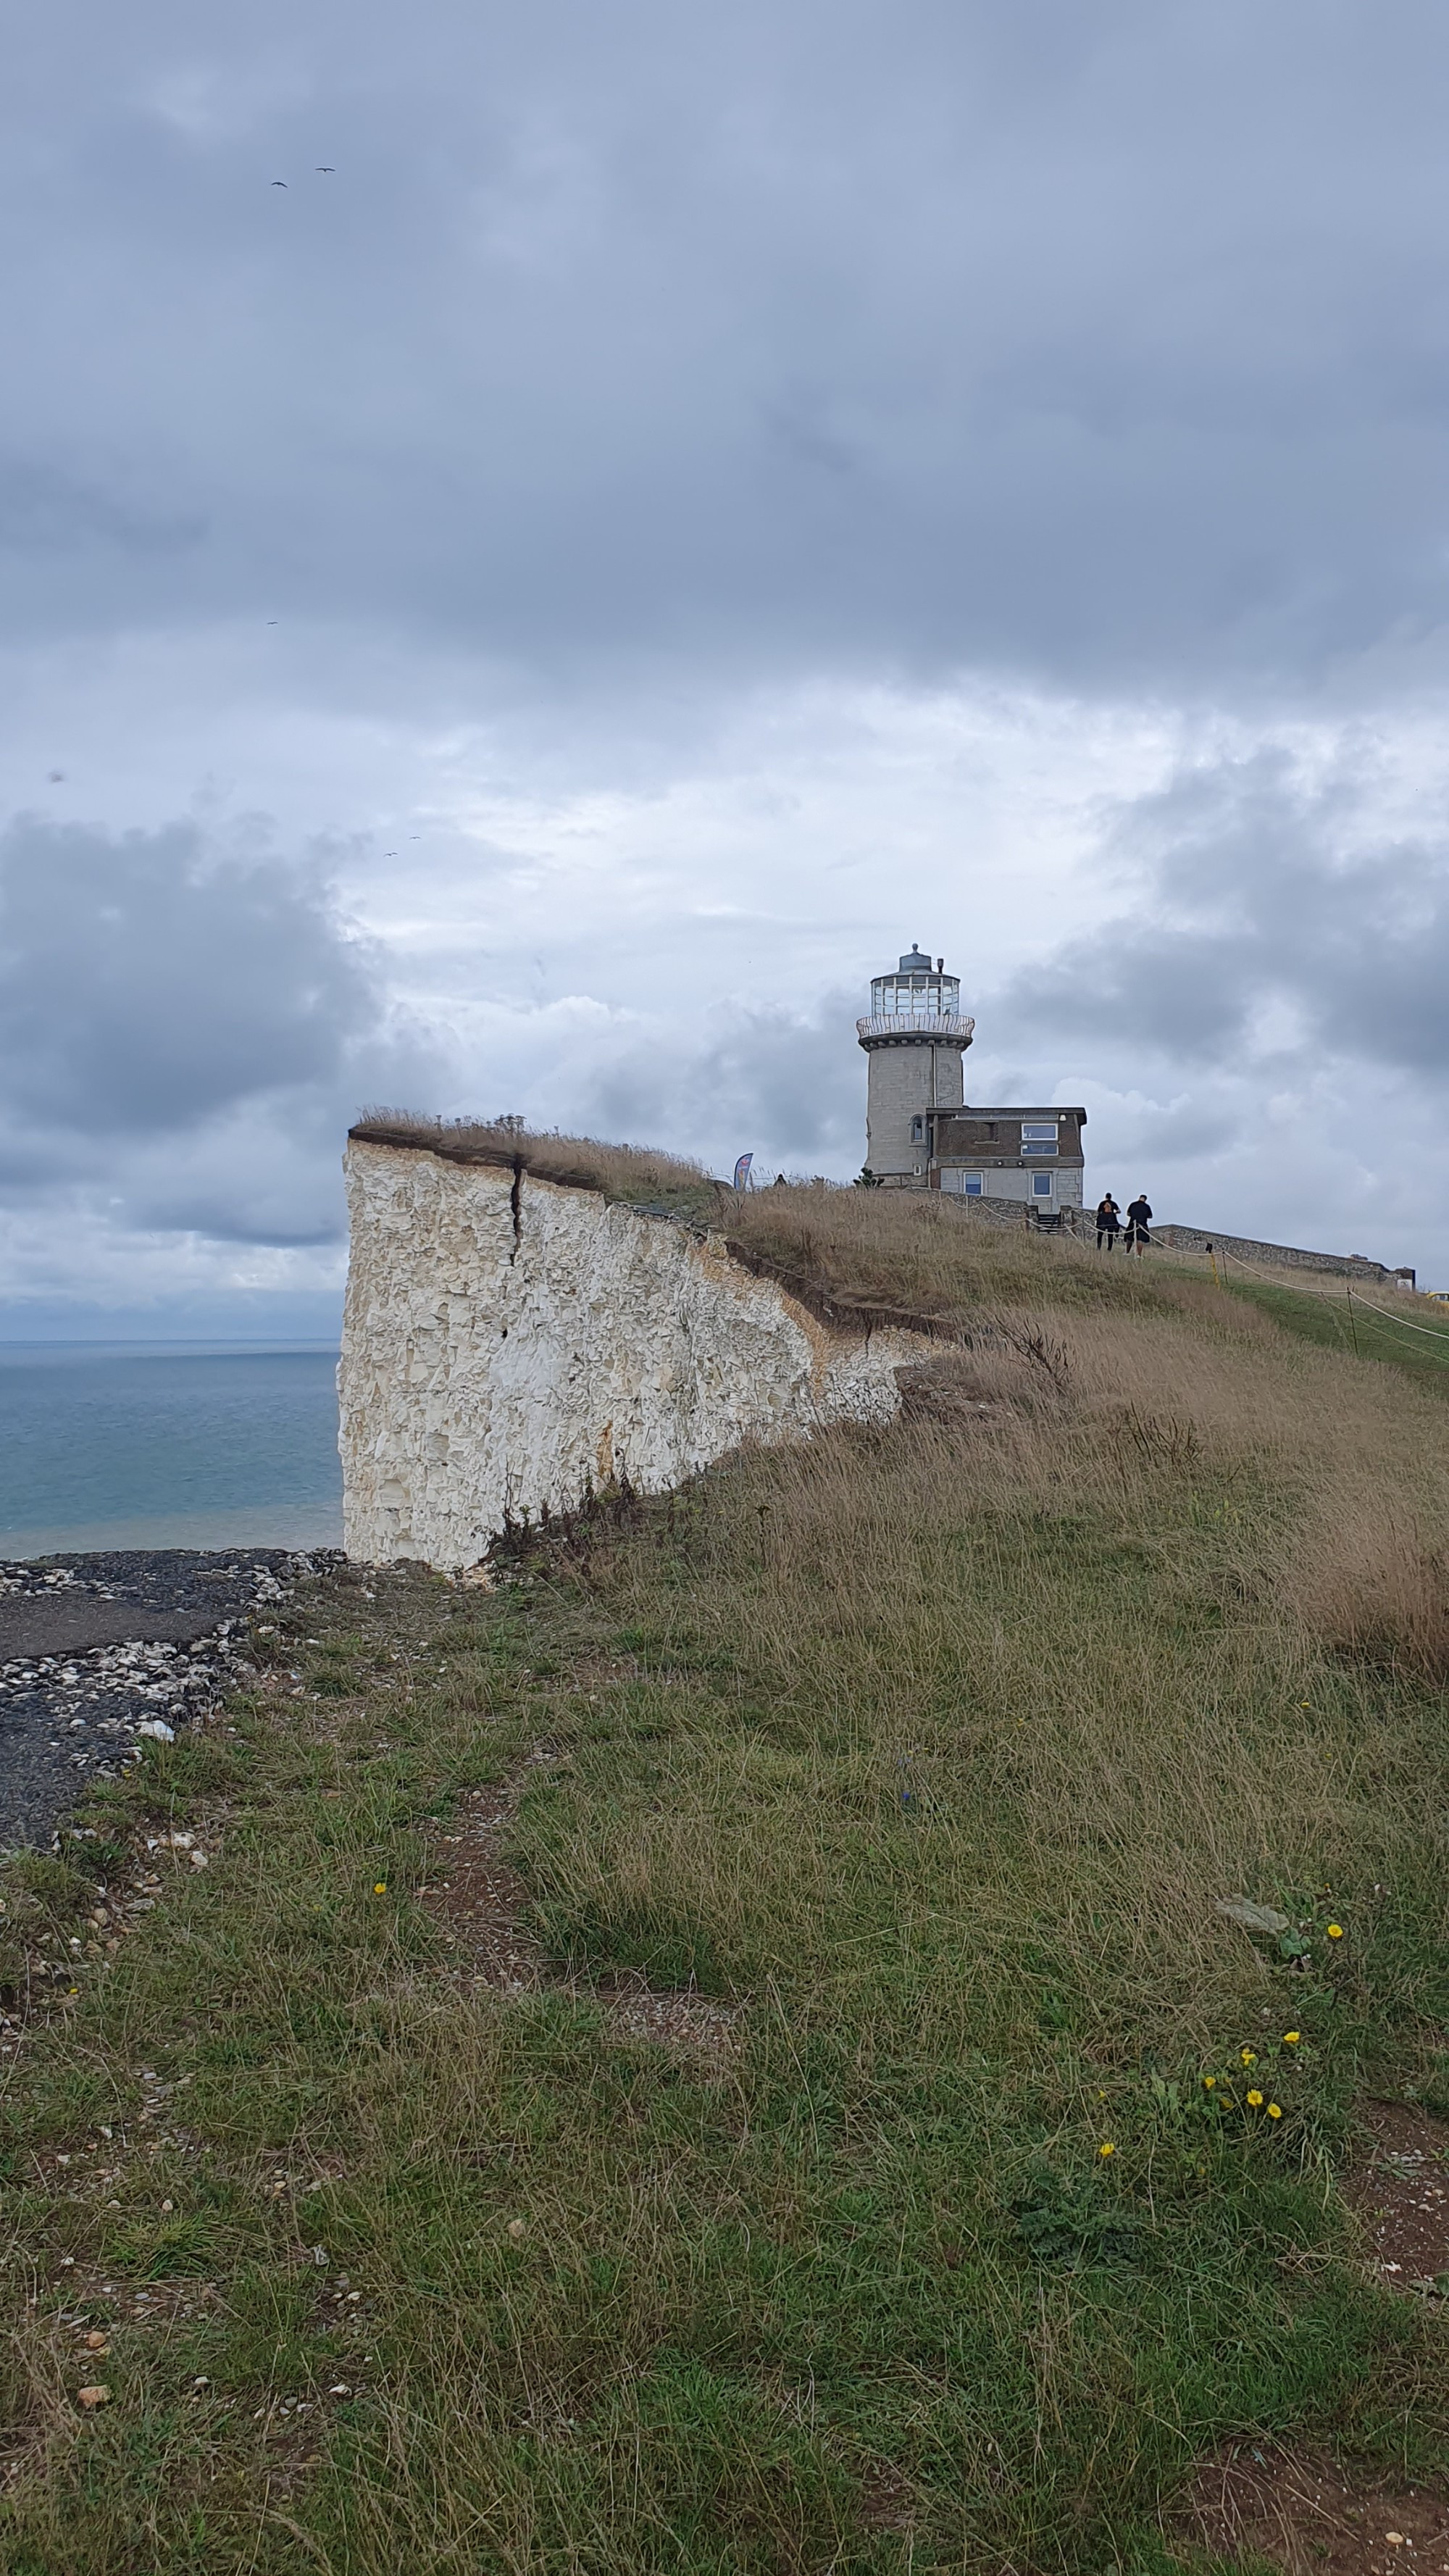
[1205,1241,1449,1356]
[945,1191,1445,1362]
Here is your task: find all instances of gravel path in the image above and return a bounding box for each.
[0,1548,342,1848]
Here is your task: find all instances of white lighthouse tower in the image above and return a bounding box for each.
[857,943,975,1183]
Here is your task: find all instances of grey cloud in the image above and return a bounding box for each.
[0,456,204,559]
[1001,749,1449,1078]
[590,992,863,1170]
[12,0,1449,1307]
[0,817,450,1249]
[1095,1098,1240,1164]
[116,1108,364,1245]
[6,1,1449,695]
[0,818,380,1132]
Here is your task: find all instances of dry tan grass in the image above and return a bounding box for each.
[525,1275,1449,2065]
[888,1286,1449,1684]
[726,1174,1140,1317]
[1043,1303,1449,1681]
[1296,1521,1449,1682]
[349,1111,714,1207]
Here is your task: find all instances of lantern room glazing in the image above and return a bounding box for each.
[868,946,961,1026]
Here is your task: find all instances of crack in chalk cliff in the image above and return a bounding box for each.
[509,1155,524,1258]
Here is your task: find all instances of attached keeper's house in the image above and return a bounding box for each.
[931,1105,1086,1209]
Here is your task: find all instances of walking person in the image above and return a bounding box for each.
[1124,1190,1153,1254]
[1095,1192,1121,1251]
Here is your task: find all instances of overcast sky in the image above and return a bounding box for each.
[5,0,1449,1329]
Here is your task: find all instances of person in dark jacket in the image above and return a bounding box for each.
[1095,1193,1121,1249]
[1124,1192,1153,1252]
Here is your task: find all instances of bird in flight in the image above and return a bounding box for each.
[47,770,65,784]
[316,166,335,173]
[271,179,288,188]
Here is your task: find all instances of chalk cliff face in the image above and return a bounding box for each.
[339,1138,924,1569]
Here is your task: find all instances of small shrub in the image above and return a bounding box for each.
[1010,2162,1143,2269]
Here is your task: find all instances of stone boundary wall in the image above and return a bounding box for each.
[1150,1221,1414,1288]
[339,1139,935,1570]
[934,1190,1415,1285]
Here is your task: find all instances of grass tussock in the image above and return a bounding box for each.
[1,1206,1449,2569]
[1298,1518,1449,1683]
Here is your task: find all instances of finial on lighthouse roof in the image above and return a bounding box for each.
[898,943,932,972]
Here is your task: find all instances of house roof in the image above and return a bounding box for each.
[941,1106,1087,1123]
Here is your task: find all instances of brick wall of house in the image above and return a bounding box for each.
[931,1106,1086,1209]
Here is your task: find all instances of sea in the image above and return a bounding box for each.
[0,1344,343,1559]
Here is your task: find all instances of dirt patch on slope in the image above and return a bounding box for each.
[419,1753,738,2056]
[1345,2101,1449,2292]
[1182,2445,1449,2574]
[590,1970,740,2052]
[419,1764,548,1992]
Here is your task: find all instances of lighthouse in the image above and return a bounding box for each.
[856,943,975,1183]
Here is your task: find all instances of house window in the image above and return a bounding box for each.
[1021,1120,1058,1154]
[963,1172,984,1196]
[1032,1172,1053,1199]
[910,1115,925,1142]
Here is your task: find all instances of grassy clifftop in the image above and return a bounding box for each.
[3,1185,1449,2570]
[348,1113,722,1225]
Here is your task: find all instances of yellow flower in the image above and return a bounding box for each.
[1327,1923,1343,1940]
[1240,2048,1256,2065]
[1282,2032,1300,2046]
[1246,2089,1264,2107]
[1098,2141,1115,2159]
[1203,2075,1216,2090]
[1267,2103,1283,2119]
[373,1882,387,1895]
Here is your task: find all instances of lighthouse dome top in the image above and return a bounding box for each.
[859,943,973,1049]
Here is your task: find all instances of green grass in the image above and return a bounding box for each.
[1229,1279,1449,1399]
[1,1291,1448,2569]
